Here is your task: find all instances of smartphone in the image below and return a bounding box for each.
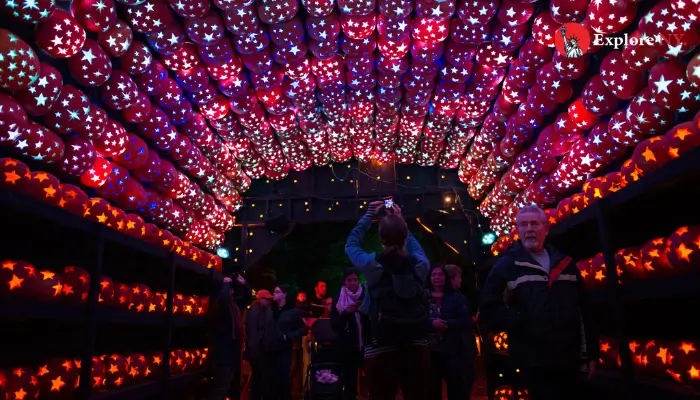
[384,198,393,208]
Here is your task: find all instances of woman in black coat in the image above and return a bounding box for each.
[266,285,307,400]
[427,264,476,400]
[330,268,369,400]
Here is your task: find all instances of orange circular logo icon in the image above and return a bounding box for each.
[555,23,591,58]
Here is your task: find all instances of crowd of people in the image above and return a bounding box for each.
[207,201,599,400]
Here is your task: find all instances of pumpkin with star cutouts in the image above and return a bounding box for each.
[666,341,700,385]
[665,226,700,273]
[0,158,30,189]
[124,353,148,384]
[62,266,89,304]
[0,367,39,400]
[640,237,673,278]
[102,354,128,389]
[36,358,78,399]
[29,269,63,302]
[98,276,115,305]
[0,260,39,298]
[57,184,88,216]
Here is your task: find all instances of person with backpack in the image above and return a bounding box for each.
[345,200,431,400]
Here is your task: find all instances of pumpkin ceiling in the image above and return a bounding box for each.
[0,0,699,249]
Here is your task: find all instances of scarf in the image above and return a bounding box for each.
[336,286,364,349]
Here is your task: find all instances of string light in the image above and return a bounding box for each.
[406,176,411,180]
[216,247,230,258]
[444,196,452,203]
[259,214,264,219]
[249,232,253,236]
[294,180,298,183]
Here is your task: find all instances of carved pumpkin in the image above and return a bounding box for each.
[173,293,187,315]
[125,353,148,384]
[556,196,573,221]
[599,337,622,370]
[182,295,198,315]
[128,283,151,313]
[114,282,132,309]
[568,193,587,215]
[170,350,186,375]
[145,352,164,379]
[628,340,645,370]
[640,237,673,277]
[620,159,644,185]
[641,340,673,377]
[24,172,62,206]
[149,292,167,313]
[0,158,30,189]
[57,184,88,216]
[102,354,128,389]
[615,247,645,283]
[98,276,115,305]
[0,260,39,298]
[588,253,607,289]
[83,197,112,225]
[75,356,105,389]
[665,226,700,273]
[123,214,146,239]
[36,358,78,399]
[30,270,63,302]
[494,385,515,400]
[666,341,700,385]
[664,122,700,159]
[62,266,90,304]
[576,258,593,285]
[493,331,509,352]
[632,136,671,174]
[105,205,127,231]
[198,297,209,315]
[0,367,39,400]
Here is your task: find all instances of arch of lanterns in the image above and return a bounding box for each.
[0,0,699,258]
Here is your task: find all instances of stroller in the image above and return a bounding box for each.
[303,318,344,400]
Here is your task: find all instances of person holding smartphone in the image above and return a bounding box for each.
[331,268,369,400]
[209,273,252,400]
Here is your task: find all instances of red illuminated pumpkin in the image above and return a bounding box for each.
[0,158,30,189]
[1,367,39,400]
[556,196,573,221]
[170,350,186,375]
[149,292,166,313]
[641,340,674,377]
[588,253,607,289]
[576,258,592,284]
[666,226,700,273]
[599,337,622,370]
[182,295,197,315]
[74,356,105,389]
[114,282,132,309]
[62,266,90,304]
[57,184,88,216]
[640,237,673,277]
[36,358,78,399]
[23,172,62,206]
[173,293,187,315]
[98,276,115,305]
[664,122,700,159]
[198,297,209,315]
[632,136,671,174]
[666,341,700,385]
[29,270,64,302]
[84,198,112,225]
[493,331,509,352]
[620,159,644,185]
[125,353,148,384]
[0,260,38,298]
[102,354,128,389]
[615,247,645,283]
[127,283,151,313]
[628,340,645,370]
[145,352,164,379]
[494,385,514,400]
[105,205,127,232]
[568,193,587,215]
[123,214,146,239]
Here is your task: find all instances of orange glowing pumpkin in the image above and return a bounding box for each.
[640,237,673,277]
[598,337,622,370]
[125,353,148,385]
[98,276,115,305]
[23,172,62,206]
[664,122,700,159]
[128,284,151,313]
[173,293,187,315]
[493,332,509,352]
[83,198,112,225]
[640,340,674,377]
[666,341,700,385]
[149,292,167,313]
[0,260,39,299]
[76,356,105,389]
[36,358,78,399]
[494,385,515,400]
[620,159,644,185]
[57,184,88,216]
[105,205,127,232]
[615,247,645,283]
[198,297,209,315]
[632,136,671,174]
[556,196,573,221]
[62,266,90,304]
[169,350,186,375]
[576,258,593,285]
[102,354,128,389]
[665,226,700,273]
[29,270,64,302]
[1,367,39,400]
[113,282,132,309]
[587,253,607,289]
[123,214,146,239]
[145,352,164,379]
[0,158,30,189]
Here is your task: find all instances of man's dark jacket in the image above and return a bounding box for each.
[479,241,599,368]
[330,295,370,352]
[210,280,253,365]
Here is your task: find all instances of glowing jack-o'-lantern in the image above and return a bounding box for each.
[182,295,198,316]
[0,367,39,400]
[173,293,187,315]
[0,158,30,189]
[98,276,115,305]
[102,354,128,389]
[57,184,88,216]
[128,283,151,313]
[599,337,622,370]
[577,258,593,285]
[641,237,673,278]
[199,297,209,315]
[149,292,166,313]
[170,350,187,375]
[75,356,105,389]
[666,341,700,384]
[587,253,607,288]
[84,198,112,225]
[62,266,90,304]
[36,358,79,399]
[615,247,645,283]
[494,385,515,400]
[493,332,509,352]
[145,352,164,379]
[114,282,132,309]
[666,226,700,273]
[30,270,64,302]
[24,172,62,206]
[639,340,675,377]
[628,340,645,369]
[0,260,39,298]
[105,205,127,232]
[125,353,148,384]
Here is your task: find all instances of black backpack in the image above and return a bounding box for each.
[369,254,430,345]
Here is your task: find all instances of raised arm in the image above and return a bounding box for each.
[345,202,385,286]
[233,278,253,309]
[478,257,522,332]
[405,232,429,284]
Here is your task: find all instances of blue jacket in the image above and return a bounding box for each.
[429,290,477,359]
[344,212,430,316]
